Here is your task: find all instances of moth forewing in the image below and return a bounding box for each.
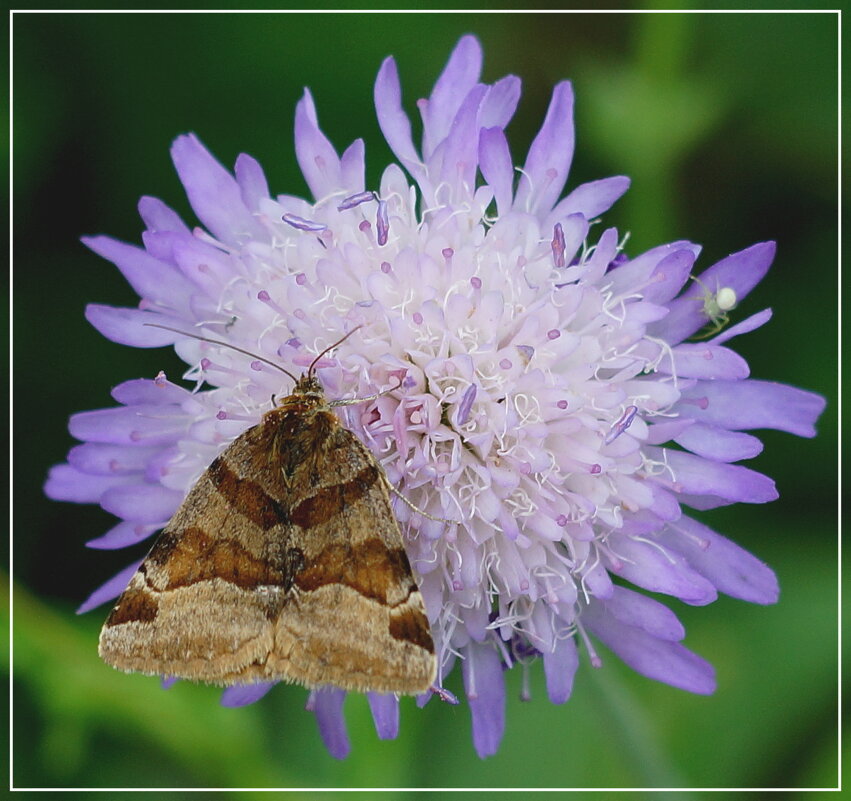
[99,374,436,695]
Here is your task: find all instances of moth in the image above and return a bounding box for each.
[99,328,436,695]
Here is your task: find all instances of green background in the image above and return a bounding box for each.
[12,10,839,793]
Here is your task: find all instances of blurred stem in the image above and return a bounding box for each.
[588,664,690,795]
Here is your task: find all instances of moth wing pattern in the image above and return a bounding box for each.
[99,394,436,695]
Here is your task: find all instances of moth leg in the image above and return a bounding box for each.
[387,480,457,524]
[329,377,404,407]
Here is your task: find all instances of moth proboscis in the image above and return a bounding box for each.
[98,325,437,695]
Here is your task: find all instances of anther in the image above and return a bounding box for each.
[281,213,327,233]
[552,222,566,268]
[337,190,376,211]
[376,199,389,246]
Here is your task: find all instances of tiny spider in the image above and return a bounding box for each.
[689,275,737,338]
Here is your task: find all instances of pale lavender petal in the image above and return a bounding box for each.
[674,422,763,462]
[478,127,514,216]
[657,516,779,604]
[547,175,631,223]
[542,636,579,704]
[161,676,178,689]
[657,342,750,380]
[422,34,482,159]
[606,534,718,605]
[660,449,778,504]
[221,682,276,707]
[138,196,190,234]
[374,56,424,184]
[650,242,776,344]
[583,601,716,694]
[77,559,142,613]
[84,304,185,348]
[86,520,162,550]
[69,404,189,446]
[44,464,133,503]
[294,88,343,200]
[100,484,183,522]
[170,133,265,245]
[710,308,773,345]
[479,75,521,129]
[340,138,366,194]
[366,692,400,740]
[515,81,574,215]
[601,586,685,641]
[310,688,350,760]
[676,379,826,437]
[462,641,506,758]
[234,152,270,212]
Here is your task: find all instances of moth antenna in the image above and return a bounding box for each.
[143,323,299,382]
[307,325,364,379]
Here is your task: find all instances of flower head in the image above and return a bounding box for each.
[45,35,825,759]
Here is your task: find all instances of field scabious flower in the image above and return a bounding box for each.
[45,35,825,759]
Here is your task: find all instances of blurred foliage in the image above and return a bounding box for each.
[12,10,837,791]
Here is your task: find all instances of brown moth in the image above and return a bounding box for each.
[99,331,436,695]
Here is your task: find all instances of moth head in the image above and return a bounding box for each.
[291,373,325,397]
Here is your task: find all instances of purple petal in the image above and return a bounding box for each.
[77,559,142,614]
[601,586,685,641]
[170,133,265,246]
[674,422,763,462]
[234,152,270,212]
[439,84,486,194]
[607,241,699,296]
[462,642,506,758]
[86,520,162,550]
[294,88,343,200]
[640,248,698,305]
[366,692,400,740]
[339,138,365,194]
[110,378,191,406]
[100,483,183,522]
[69,404,189,446]
[374,56,424,185]
[479,127,514,216]
[583,600,716,694]
[657,343,750,380]
[421,34,482,159]
[309,688,350,760]
[84,304,185,348]
[68,442,161,475]
[710,308,773,345]
[650,242,776,344]
[161,676,179,689]
[660,449,778,504]
[43,464,133,503]
[479,75,521,129]
[547,175,631,222]
[542,636,579,704]
[138,196,190,234]
[606,533,718,605]
[455,383,477,426]
[220,682,276,708]
[515,81,574,216]
[675,379,826,438]
[656,516,779,604]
